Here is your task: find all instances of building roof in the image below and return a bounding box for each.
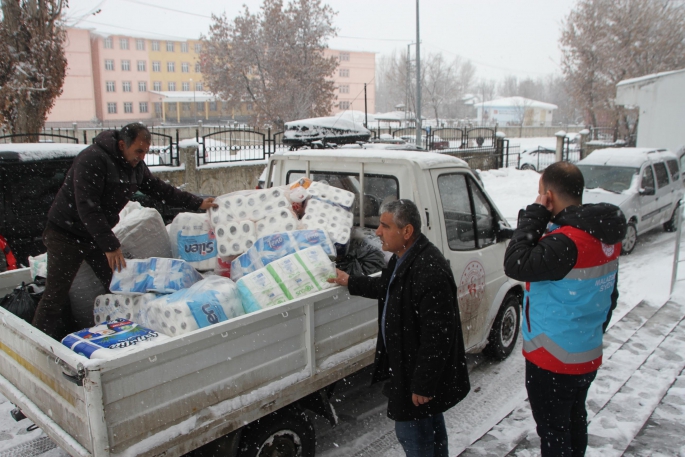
[617,68,685,87]
[477,97,558,110]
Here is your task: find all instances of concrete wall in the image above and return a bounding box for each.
[151,146,264,196]
[616,69,685,152]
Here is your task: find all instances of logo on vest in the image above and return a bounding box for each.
[601,243,615,257]
[458,260,486,322]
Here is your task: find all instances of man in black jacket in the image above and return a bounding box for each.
[329,199,470,457]
[33,124,217,340]
[504,162,626,456]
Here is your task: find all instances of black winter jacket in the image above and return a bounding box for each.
[348,234,470,421]
[504,203,626,331]
[48,130,203,252]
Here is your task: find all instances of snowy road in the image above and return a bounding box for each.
[0,169,683,457]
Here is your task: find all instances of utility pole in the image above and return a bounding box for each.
[364,83,368,128]
[415,0,422,148]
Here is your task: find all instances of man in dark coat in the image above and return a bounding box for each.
[329,199,470,457]
[504,162,626,456]
[33,123,217,340]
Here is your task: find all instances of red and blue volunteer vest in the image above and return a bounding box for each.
[522,225,621,375]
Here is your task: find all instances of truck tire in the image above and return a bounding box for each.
[238,407,315,457]
[484,293,520,361]
[621,222,637,255]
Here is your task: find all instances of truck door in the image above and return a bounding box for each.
[430,170,508,350]
[637,164,659,233]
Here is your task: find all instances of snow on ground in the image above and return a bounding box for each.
[507,136,558,153]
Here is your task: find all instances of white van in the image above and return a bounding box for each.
[576,148,683,254]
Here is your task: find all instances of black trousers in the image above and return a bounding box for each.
[32,225,113,341]
[526,360,597,457]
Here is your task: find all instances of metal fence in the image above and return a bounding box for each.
[0,132,79,144]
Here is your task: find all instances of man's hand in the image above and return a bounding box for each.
[327,268,350,287]
[106,248,127,272]
[199,197,219,210]
[535,191,554,212]
[412,393,433,407]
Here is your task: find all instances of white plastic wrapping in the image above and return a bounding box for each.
[168,212,217,271]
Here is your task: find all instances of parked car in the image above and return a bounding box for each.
[399,134,449,150]
[518,146,556,171]
[576,147,683,254]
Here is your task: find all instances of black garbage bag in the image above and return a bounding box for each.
[1,282,37,323]
[337,237,387,277]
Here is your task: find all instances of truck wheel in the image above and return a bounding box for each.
[520,164,536,171]
[238,408,315,457]
[621,222,637,255]
[484,293,520,361]
[663,203,680,232]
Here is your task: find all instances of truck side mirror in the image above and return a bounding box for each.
[639,187,655,196]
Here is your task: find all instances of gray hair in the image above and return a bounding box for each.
[379,198,422,235]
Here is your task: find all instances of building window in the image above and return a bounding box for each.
[168,81,176,91]
[339,85,349,94]
[339,68,349,77]
[195,62,201,73]
[105,59,114,71]
[181,62,189,73]
[339,52,350,61]
[154,102,162,114]
[122,81,131,92]
[182,102,191,112]
[138,81,147,92]
[181,42,188,53]
[152,40,160,51]
[107,102,117,114]
[196,102,204,112]
[167,62,175,72]
[153,81,161,91]
[166,41,174,52]
[195,82,203,91]
[139,102,148,113]
[339,101,350,110]
[152,61,161,72]
[105,81,115,92]
[137,60,146,71]
[181,82,189,91]
[136,39,145,51]
[104,37,113,49]
[120,38,129,50]
[124,102,133,114]
[209,101,217,111]
[194,43,202,53]
[121,60,131,71]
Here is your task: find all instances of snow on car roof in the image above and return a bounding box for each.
[279,148,469,169]
[0,143,84,162]
[579,147,677,168]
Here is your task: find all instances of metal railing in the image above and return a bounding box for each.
[0,133,79,144]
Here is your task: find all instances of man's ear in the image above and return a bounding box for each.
[403,224,415,241]
[118,139,125,151]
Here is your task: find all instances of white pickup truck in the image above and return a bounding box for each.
[0,147,522,457]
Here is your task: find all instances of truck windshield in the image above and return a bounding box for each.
[577,165,639,193]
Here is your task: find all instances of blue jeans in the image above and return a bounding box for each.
[395,412,448,457]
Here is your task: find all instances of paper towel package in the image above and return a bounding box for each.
[237,246,336,313]
[168,213,217,271]
[141,275,244,337]
[110,258,203,294]
[61,319,169,360]
[93,293,158,324]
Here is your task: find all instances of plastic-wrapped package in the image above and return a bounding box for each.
[301,198,353,246]
[61,319,169,360]
[93,293,158,325]
[306,181,355,209]
[110,257,203,294]
[237,269,290,314]
[28,253,47,281]
[168,212,217,271]
[214,220,257,257]
[140,275,244,337]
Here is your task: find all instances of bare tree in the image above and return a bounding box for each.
[0,0,68,140]
[560,0,685,128]
[201,0,338,128]
[423,53,461,125]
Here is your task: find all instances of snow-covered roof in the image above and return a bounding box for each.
[617,68,685,87]
[0,143,84,162]
[285,116,370,133]
[477,97,558,110]
[279,148,468,170]
[149,91,220,103]
[579,147,677,168]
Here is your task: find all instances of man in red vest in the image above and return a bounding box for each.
[0,234,18,272]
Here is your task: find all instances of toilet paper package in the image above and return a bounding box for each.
[93,293,158,325]
[214,220,258,258]
[140,275,244,337]
[306,181,356,209]
[302,198,353,249]
[237,269,290,314]
[61,319,169,360]
[110,258,203,294]
[209,187,291,225]
[168,213,217,271]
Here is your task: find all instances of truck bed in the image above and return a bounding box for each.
[0,268,377,457]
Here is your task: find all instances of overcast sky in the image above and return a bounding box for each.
[66,0,578,81]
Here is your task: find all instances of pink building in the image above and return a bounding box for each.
[46,28,96,124]
[324,49,376,115]
[91,32,154,123]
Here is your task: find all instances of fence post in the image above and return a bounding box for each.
[176,129,180,166]
[555,130,566,163]
[496,132,506,168]
[72,123,78,143]
[267,127,272,156]
[198,120,203,139]
[579,128,590,160]
[83,131,87,145]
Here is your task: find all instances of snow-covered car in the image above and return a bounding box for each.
[518,146,557,171]
[577,147,683,254]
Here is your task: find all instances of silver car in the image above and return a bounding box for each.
[577,148,683,254]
